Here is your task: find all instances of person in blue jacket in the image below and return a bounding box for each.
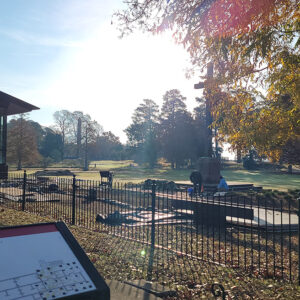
[218,175,229,191]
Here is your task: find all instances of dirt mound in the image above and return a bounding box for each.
[35,169,74,177]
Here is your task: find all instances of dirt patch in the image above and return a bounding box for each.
[35,169,74,177]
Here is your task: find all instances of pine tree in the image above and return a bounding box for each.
[125,99,159,167]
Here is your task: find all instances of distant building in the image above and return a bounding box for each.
[0,91,39,177]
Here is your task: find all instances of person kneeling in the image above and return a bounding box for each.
[218,175,228,192]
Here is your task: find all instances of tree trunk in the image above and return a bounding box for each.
[62,133,65,160]
[77,118,82,158]
[237,148,242,163]
[288,164,292,174]
[83,127,88,171]
[17,159,22,170]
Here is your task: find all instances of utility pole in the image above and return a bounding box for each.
[194,62,213,158]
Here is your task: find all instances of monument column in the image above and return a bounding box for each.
[194,62,213,157]
[194,63,220,187]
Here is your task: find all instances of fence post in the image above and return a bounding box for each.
[147,181,156,280]
[298,194,300,286]
[72,175,76,225]
[151,181,156,249]
[22,170,27,211]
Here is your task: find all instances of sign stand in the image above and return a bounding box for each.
[0,222,110,300]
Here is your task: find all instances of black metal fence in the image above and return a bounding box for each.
[0,171,299,284]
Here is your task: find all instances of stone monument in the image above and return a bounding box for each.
[197,157,220,185]
[194,64,220,188]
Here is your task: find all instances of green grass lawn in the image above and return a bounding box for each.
[84,160,300,191]
[222,169,300,191]
[11,160,300,191]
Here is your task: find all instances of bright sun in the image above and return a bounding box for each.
[43,27,199,141]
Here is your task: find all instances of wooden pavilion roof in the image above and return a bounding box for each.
[0,90,39,116]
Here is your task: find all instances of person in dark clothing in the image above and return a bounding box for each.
[189,171,202,195]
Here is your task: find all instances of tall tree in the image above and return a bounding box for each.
[39,128,63,161]
[53,110,72,159]
[159,89,196,168]
[281,136,300,173]
[125,99,159,167]
[68,111,85,157]
[7,115,41,169]
[53,110,103,162]
[79,114,103,170]
[193,97,210,159]
[89,131,124,160]
[115,0,300,163]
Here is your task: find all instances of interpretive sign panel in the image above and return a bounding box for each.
[0,222,109,300]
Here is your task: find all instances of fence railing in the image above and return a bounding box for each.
[0,171,299,284]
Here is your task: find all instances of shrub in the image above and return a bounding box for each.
[243,155,257,170]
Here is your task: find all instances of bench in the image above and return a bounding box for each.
[172,198,254,226]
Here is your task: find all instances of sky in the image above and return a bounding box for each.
[0,0,206,144]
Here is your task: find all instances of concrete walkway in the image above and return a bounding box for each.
[106,280,176,300]
[158,193,299,230]
[229,206,298,230]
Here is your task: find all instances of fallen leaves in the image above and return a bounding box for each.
[1,205,300,300]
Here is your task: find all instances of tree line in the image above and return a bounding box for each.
[125,89,209,168]
[7,112,124,170]
[7,84,298,170]
[6,88,215,170]
[6,88,204,169]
